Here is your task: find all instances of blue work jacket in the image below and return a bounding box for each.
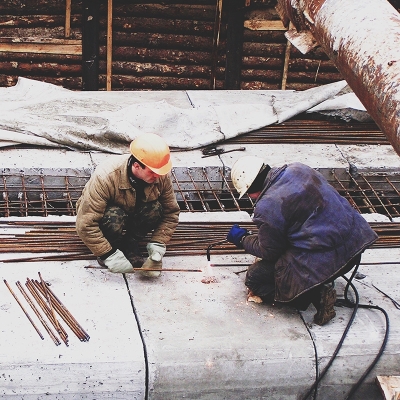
[242,163,378,302]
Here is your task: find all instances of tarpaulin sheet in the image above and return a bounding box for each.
[0,78,364,153]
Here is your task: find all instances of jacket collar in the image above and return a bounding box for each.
[254,164,287,205]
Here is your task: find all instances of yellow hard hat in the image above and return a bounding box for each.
[130,133,172,175]
[231,156,265,198]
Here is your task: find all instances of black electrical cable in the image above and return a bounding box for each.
[298,310,319,400]
[300,259,390,400]
[300,264,361,400]
[341,277,390,400]
[123,274,150,400]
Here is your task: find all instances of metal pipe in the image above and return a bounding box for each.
[277,0,400,157]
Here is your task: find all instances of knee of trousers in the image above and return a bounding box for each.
[99,206,128,239]
[244,259,276,297]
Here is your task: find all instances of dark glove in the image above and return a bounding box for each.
[226,224,248,248]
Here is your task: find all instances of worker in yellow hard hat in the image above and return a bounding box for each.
[76,133,180,278]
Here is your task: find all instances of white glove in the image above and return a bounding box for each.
[103,249,134,273]
[140,242,166,278]
[146,242,166,261]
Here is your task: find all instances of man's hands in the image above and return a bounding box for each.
[140,242,166,277]
[103,249,134,273]
[227,224,248,248]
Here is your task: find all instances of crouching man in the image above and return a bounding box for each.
[227,156,377,325]
[76,133,180,278]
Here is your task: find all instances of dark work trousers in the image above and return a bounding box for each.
[99,202,163,257]
[245,253,362,309]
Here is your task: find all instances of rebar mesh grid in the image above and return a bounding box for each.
[0,167,400,220]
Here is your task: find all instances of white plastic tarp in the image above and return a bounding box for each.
[0,77,363,153]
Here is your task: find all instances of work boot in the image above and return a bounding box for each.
[313,284,337,326]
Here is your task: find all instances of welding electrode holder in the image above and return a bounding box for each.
[206,239,228,261]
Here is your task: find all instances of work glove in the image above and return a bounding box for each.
[103,249,134,273]
[226,224,248,248]
[140,242,166,278]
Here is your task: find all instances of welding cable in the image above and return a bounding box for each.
[123,274,150,400]
[298,310,319,400]
[371,284,400,310]
[300,261,362,399]
[341,277,389,400]
[300,260,389,400]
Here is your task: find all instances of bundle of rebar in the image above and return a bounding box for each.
[4,272,89,345]
[0,220,398,264]
[226,120,388,145]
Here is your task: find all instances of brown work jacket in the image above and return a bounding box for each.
[76,154,180,257]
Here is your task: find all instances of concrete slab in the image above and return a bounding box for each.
[218,143,349,169]
[337,144,400,170]
[0,148,93,170]
[0,260,145,399]
[298,248,400,399]
[0,236,399,399]
[128,254,315,400]
[0,86,398,399]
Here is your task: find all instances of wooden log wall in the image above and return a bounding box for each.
[100,0,223,90]
[0,0,399,91]
[0,0,83,89]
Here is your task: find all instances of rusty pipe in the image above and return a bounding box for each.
[276,0,400,157]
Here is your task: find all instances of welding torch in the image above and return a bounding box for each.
[206,239,229,261]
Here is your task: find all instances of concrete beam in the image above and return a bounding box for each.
[277,0,400,158]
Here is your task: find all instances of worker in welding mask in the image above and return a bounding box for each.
[227,156,378,325]
[76,133,180,278]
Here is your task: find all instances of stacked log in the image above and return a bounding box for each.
[0,0,83,89]
[98,2,223,90]
[0,1,398,91]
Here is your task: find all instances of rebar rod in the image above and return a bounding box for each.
[4,279,45,341]
[38,272,63,342]
[15,280,59,345]
[25,279,67,346]
[32,280,86,342]
[33,280,89,342]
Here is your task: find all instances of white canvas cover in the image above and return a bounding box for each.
[0,78,365,153]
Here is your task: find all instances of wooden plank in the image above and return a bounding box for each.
[210,0,222,89]
[244,20,286,31]
[0,42,81,55]
[376,376,400,400]
[281,22,293,90]
[106,0,113,91]
[65,0,72,38]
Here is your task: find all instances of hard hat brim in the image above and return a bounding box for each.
[147,158,172,175]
